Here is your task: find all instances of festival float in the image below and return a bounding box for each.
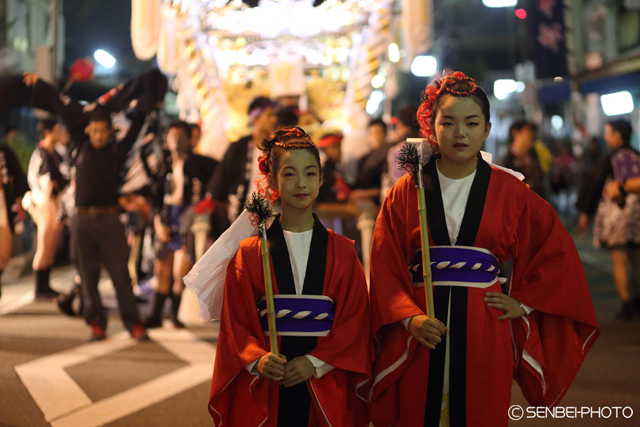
[131,0,431,161]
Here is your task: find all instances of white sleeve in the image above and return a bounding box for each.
[245,359,260,376]
[305,355,334,379]
[402,316,412,330]
[521,303,534,315]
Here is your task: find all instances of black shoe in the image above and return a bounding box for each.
[57,294,76,316]
[170,292,185,329]
[35,289,60,300]
[634,297,640,312]
[143,316,163,329]
[616,301,635,321]
[144,292,168,329]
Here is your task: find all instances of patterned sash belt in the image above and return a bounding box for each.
[257,295,335,337]
[410,245,501,289]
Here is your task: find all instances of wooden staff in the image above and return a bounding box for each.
[246,193,278,354]
[397,140,435,318]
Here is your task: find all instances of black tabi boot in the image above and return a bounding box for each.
[617,300,635,321]
[170,292,185,329]
[57,283,81,317]
[35,268,59,300]
[144,292,168,329]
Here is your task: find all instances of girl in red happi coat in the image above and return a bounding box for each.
[367,71,599,427]
[186,127,371,426]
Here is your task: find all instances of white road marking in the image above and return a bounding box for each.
[15,332,136,421]
[50,364,212,427]
[0,290,34,315]
[14,327,216,426]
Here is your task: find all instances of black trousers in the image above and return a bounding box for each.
[71,212,141,331]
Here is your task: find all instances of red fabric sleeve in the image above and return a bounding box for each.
[370,175,425,335]
[209,239,274,426]
[509,189,599,407]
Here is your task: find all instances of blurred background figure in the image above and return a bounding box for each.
[206,96,278,225]
[26,118,69,299]
[389,105,422,144]
[576,119,640,320]
[533,125,553,200]
[316,133,350,204]
[275,106,300,130]
[550,142,577,215]
[350,118,391,205]
[499,121,547,200]
[3,125,33,175]
[146,121,217,329]
[0,136,29,299]
[383,105,422,197]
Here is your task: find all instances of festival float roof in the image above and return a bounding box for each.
[131,0,430,159]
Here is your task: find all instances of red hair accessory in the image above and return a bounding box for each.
[255,175,280,202]
[274,141,315,149]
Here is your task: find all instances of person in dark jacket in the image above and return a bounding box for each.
[23,72,162,341]
[0,141,29,299]
[206,97,278,224]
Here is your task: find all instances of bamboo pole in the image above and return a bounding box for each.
[401,139,435,318]
[259,224,278,355]
[417,187,435,318]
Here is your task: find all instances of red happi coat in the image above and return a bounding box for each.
[368,158,599,427]
[209,220,371,427]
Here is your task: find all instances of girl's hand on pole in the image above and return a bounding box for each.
[256,352,287,381]
[280,356,315,387]
[409,315,447,350]
[484,292,526,320]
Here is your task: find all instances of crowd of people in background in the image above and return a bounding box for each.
[0,67,637,347]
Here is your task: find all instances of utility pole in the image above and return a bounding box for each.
[0,0,6,48]
[50,0,58,82]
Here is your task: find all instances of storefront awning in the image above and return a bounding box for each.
[578,71,640,95]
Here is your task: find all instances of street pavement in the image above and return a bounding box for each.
[1,228,639,427]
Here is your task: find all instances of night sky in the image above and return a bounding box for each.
[63,0,154,98]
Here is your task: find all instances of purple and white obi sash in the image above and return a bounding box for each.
[410,246,501,289]
[257,295,335,337]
